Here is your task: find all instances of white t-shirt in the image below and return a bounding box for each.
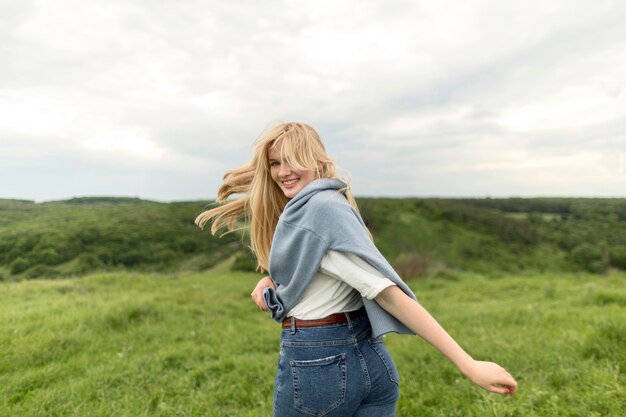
[287,250,396,319]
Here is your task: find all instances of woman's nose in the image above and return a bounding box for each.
[278,163,292,177]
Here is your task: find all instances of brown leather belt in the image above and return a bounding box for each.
[282,307,366,329]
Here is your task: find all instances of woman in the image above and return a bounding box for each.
[196,122,517,416]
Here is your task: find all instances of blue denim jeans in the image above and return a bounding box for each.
[273,313,400,417]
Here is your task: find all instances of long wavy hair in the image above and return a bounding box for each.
[195,122,362,271]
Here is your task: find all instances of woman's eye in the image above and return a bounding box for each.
[270,161,279,167]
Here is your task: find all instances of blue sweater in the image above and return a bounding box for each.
[263,178,418,338]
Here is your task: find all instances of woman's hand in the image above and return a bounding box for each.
[250,276,276,312]
[462,360,518,396]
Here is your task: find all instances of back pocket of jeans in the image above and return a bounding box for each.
[290,353,347,416]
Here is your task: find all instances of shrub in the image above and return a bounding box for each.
[570,243,609,274]
[33,247,63,266]
[176,237,198,254]
[117,251,145,267]
[74,253,103,274]
[10,257,30,274]
[156,249,178,266]
[609,246,626,270]
[26,265,62,279]
[231,249,258,272]
[96,250,112,265]
[393,253,432,279]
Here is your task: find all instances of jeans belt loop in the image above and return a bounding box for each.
[345,311,353,329]
[290,316,296,335]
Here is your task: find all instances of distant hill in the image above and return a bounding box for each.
[1,196,625,281]
[0,198,242,281]
[359,197,626,277]
[57,196,152,205]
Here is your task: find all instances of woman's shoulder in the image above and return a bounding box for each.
[302,191,363,235]
[307,189,352,214]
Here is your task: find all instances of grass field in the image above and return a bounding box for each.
[1,265,624,416]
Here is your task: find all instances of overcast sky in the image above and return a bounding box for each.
[1,0,625,202]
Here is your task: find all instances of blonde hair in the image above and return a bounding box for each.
[195,121,363,271]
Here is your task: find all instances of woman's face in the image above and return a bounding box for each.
[269,143,317,199]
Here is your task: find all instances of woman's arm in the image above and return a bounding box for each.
[375,285,518,396]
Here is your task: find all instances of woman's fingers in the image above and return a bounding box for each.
[250,276,274,311]
[504,373,518,389]
[250,288,268,311]
[468,361,518,396]
[489,385,510,395]
[490,373,518,396]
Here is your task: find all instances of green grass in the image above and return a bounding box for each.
[1,269,624,416]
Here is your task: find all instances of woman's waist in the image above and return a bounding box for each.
[283,307,366,329]
[280,308,371,344]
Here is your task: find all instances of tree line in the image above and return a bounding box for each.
[1,195,624,281]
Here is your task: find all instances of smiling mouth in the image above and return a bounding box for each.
[282,178,299,187]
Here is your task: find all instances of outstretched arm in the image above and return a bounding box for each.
[375,285,518,396]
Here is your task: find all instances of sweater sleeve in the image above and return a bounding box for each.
[320,250,396,299]
[263,221,330,321]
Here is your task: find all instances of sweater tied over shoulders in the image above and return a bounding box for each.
[263,178,418,338]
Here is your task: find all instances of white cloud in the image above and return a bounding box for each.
[82,129,164,159]
[498,88,625,131]
[1,0,625,200]
[0,94,74,137]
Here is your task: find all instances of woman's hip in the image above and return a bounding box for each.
[274,316,399,416]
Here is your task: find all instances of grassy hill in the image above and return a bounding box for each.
[1,196,625,281]
[1,197,624,415]
[0,267,623,416]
